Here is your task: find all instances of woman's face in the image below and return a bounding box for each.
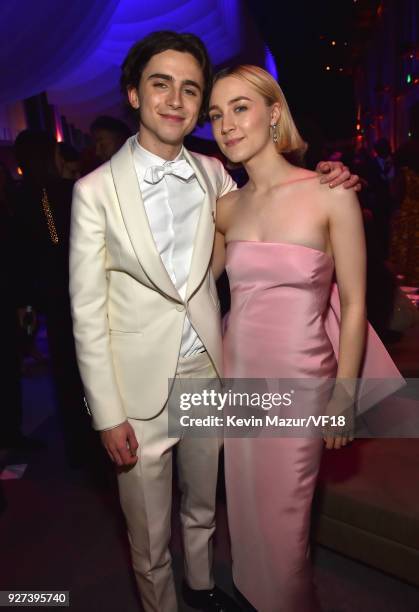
[209,75,279,164]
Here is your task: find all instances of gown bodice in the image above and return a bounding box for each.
[224,241,337,378]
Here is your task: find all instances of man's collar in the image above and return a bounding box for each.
[132,134,184,166]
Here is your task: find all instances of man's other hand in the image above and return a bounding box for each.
[316,160,361,191]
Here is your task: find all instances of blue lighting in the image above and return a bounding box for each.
[1,0,283,144]
[265,47,278,81]
[47,0,242,129]
[0,0,245,133]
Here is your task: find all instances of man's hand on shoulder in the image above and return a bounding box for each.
[100,420,139,468]
[316,160,361,191]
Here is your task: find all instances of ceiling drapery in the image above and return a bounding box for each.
[0,0,242,131]
[0,0,120,105]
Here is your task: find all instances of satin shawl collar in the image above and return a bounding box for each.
[110,138,180,301]
[182,148,214,300]
[110,139,214,302]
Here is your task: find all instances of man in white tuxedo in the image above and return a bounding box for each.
[69,31,359,612]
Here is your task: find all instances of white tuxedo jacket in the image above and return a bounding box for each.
[69,138,236,430]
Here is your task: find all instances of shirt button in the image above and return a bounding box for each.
[176,304,185,312]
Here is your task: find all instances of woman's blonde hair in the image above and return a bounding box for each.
[213,64,307,161]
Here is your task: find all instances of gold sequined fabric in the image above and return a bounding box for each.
[41,187,59,245]
[390,167,419,286]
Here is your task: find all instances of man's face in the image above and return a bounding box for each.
[93,129,125,162]
[128,50,204,153]
[62,161,81,180]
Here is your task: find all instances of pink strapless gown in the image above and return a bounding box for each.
[223,241,403,612]
[224,241,333,612]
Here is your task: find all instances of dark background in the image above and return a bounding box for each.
[245,0,380,141]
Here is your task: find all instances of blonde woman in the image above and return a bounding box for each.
[209,65,367,612]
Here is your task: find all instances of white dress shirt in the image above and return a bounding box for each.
[132,137,205,357]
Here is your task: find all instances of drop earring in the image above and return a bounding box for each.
[271,123,279,144]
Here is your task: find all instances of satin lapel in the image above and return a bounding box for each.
[183,149,215,300]
[110,139,180,302]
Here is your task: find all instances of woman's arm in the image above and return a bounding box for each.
[211,229,226,281]
[326,187,367,449]
[211,191,236,280]
[329,187,367,380]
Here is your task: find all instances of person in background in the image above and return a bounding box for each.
[13,131,105,471]
[57,142,81,180]
[0,161,44,451]
[391,138,419,286]
[90,115,132,162]
[364,138,399,259]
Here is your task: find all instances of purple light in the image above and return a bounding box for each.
[265,47,278,81]
[48,0,243,127]
[0,0,268,136]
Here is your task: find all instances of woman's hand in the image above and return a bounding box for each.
[322,386,355,450]
[316,161,361,191]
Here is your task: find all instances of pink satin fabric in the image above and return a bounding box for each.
[324,283,404,411]
[223,241,403,612]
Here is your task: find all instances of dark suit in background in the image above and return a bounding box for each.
[14,177,102,467]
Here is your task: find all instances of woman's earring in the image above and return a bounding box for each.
[271,123,279,144]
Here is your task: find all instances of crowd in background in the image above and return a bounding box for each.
[0,114,418,462]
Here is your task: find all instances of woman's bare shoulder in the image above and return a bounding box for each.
[216,188,241,216]
[217,187,242,206]
[314,180,361,224]
[216,188,242,232]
